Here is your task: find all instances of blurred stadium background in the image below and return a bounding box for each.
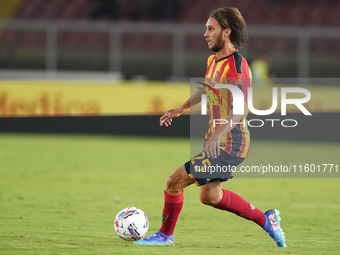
[0,0,340,139]
[0,0,340,80]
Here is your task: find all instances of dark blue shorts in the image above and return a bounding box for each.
[184,150,245,186]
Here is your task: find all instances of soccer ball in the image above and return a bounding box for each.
[114,207,149,241]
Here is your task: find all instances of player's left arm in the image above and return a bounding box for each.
[160,84,206,127]
[203,105,246,159]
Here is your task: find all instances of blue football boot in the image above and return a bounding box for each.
[134,230,174,245]
[263,209,287,247]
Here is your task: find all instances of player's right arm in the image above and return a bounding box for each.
[160,84,206,127]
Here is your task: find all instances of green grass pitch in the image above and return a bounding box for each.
[1,133,340,254]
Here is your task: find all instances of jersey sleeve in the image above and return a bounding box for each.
[227,56,252,107]
[206,55,215,70]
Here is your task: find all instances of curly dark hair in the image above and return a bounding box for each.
[210,7,248,48]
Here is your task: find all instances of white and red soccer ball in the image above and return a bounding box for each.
[114,207,149,241]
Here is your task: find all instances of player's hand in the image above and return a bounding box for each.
[203,134,221,159]
[160,109,182,127]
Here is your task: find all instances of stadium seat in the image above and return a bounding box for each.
[265,8,285,26]
[21,31,45,47]
[179,2,207,23]
[304,5,327,26]
[324,7,340,27]
[147,34,172,50]
[114,0,137,20]
[35,0,64,19]
[283,4,306,26]
[333,39,340,54]
[123,34,147,50]
[249,37,267,54]
[186,35,207,51]
[55,0,83,20]
[62,32,82,48]
[268,38,286,53]
[83,32,109,49]
[272,38,298,53]
[76,0,96,20]
[13,0,44,19]
[0,30,21,46]
[245,7,264,25]
[311,39,331,54]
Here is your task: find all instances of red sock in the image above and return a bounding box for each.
[214,189,266,227]
[159,190,184,236]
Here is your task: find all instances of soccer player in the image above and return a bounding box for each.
[135,7,286,247]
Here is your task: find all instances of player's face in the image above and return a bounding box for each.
[204,17,225,53]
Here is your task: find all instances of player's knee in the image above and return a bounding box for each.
[199,194,219,206]
[165,175,181,194]
[165,176,174,189]
[165,166,192,194]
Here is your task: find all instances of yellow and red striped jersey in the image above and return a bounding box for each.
[204,50,251,158]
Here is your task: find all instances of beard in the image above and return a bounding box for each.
[210,31,225,53]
